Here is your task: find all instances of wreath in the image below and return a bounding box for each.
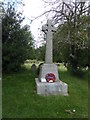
[46,73,55,83]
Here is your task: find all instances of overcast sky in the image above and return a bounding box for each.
[22,0,47,47]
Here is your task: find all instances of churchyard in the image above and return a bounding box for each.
[2,1,89,118]
[2,61,88,118]
[2,19,88,119]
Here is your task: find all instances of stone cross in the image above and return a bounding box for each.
[42,20,57,64]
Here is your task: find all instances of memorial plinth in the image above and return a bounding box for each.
[35,20,68,96]
[35,78,68,95]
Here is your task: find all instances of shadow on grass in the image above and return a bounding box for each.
[58,67,88,82]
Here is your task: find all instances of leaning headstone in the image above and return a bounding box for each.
[35,20,68,96]
[31,64,36,73]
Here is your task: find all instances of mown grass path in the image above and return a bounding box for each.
[2,64,88,118]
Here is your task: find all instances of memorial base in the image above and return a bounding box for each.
[35,78,68,96]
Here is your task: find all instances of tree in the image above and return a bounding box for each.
[2,3,34,72]
[35,44,46,61]
[43,0,90,74]
[53,16,89,71]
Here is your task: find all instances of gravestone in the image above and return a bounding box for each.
[31,64,36,73]
[35,20,68,96]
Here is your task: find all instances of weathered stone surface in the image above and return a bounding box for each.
[35,19,68,96]
[39,63,59,82]
[31,64,36,73]
[42,20,57,64]
[35,78,68,96]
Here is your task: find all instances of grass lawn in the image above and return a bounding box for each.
[2,63,88,118]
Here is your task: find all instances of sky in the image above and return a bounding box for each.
[22,0,47,48]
